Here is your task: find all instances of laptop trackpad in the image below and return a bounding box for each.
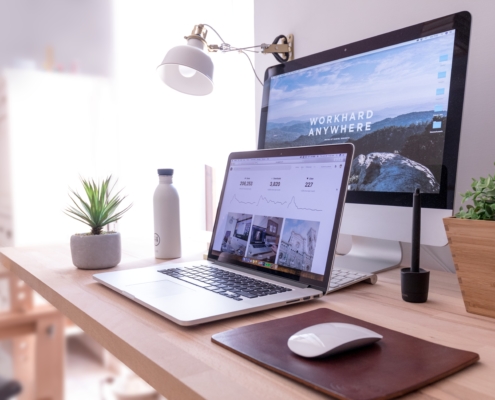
[125,280,196,300]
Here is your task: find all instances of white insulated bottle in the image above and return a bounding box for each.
[153,169,181,258]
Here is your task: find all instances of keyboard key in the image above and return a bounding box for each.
[238,291,258,299]
[177,276,210,287]
[339,277,357,284]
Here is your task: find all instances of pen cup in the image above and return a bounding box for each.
[401,268,430,303]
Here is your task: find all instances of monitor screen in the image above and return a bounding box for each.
[258,12,471,210]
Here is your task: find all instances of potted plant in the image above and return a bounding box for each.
[443,163,495,318]
[65,176,132,270]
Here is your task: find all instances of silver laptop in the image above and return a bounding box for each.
[94,144,376,326]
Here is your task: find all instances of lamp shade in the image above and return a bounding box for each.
[157,38,214,96]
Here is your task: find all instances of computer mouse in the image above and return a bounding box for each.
[287,322,383,358]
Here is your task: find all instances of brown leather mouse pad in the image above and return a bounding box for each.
[212,308,479,400]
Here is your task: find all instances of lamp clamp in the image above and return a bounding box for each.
[260,34,294,61]
[261,43,290,53]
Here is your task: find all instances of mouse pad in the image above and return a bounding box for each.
[211,308,479,400]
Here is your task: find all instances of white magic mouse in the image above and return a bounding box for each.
[287,322,383,358]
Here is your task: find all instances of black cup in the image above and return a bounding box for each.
[401,268,430,303]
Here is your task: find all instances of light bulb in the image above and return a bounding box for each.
[178,65,197,78]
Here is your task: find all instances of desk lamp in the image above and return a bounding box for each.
[157,24,294,95]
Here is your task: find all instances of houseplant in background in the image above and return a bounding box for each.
[65,176,132,270]
[443,163,495,318]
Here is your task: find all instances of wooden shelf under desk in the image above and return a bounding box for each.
[1,243,494,400]
[0,269,64,400]
[0,305,60,340]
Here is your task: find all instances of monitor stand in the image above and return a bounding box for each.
[333,236,402,274]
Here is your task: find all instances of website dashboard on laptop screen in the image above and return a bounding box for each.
[263,30,456,195]
[210,153,348,282]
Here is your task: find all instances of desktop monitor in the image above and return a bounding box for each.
[257,12,471,273]
[250,226,266,245]
[234,218,251,241]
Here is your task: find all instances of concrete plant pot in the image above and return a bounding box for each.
[70,232,121,270]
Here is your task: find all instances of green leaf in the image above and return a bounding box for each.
[64,175,132,233]
[457,163,495,219]
[485,189,495,198]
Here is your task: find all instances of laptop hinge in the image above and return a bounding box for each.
[307,284,328,293]
[212,261,309,289]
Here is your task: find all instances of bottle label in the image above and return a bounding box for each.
[154,233,160,246]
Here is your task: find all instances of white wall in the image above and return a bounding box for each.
[113,0,255,250]
[1,69,117,247]
[0,0,113,76]
[0,1,255,252]
[253,0,495,272]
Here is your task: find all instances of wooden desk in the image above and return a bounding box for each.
[1,244,494,400]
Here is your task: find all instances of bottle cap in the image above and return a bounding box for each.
[157,169,174,176]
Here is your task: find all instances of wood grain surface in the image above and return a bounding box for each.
[1,241,494,400]
[444,217,495,319]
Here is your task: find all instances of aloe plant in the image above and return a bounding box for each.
[456,162,495,220]
[65,176,132,235]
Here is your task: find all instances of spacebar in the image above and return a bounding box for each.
[177,276,209,287]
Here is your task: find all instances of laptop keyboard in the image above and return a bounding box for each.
[329,268,369,290]
[158,265,292,301]
[158,265,370,301]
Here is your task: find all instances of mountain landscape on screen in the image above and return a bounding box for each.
[264,111,447,191]
[263,30,455,193]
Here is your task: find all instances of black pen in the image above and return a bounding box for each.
[411,188,421,273]
[402,188,429,302]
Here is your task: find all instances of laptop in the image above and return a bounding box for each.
[94,144,376,326]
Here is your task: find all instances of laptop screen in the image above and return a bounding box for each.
[208,144,353,290]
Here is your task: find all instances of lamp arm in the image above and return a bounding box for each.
[201,24,228,48]
[182,24,294,86]
[239,50,264,86]
[198,24,294,62]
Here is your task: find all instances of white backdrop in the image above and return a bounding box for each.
[0,1,256,252]
[112,0,256,250]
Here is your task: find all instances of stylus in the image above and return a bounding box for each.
[411,188,421,273]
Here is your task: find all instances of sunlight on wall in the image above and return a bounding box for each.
[0,0,255,250]
[112,0,255,249]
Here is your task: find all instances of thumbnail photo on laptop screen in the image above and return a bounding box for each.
[211,154,347,281]
[264,31,456,194]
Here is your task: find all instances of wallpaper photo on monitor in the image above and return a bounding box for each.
[258,11,471,206]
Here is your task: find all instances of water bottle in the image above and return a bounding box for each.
[153,169,181,258]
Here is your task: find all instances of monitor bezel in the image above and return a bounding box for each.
[257,11,471,209]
